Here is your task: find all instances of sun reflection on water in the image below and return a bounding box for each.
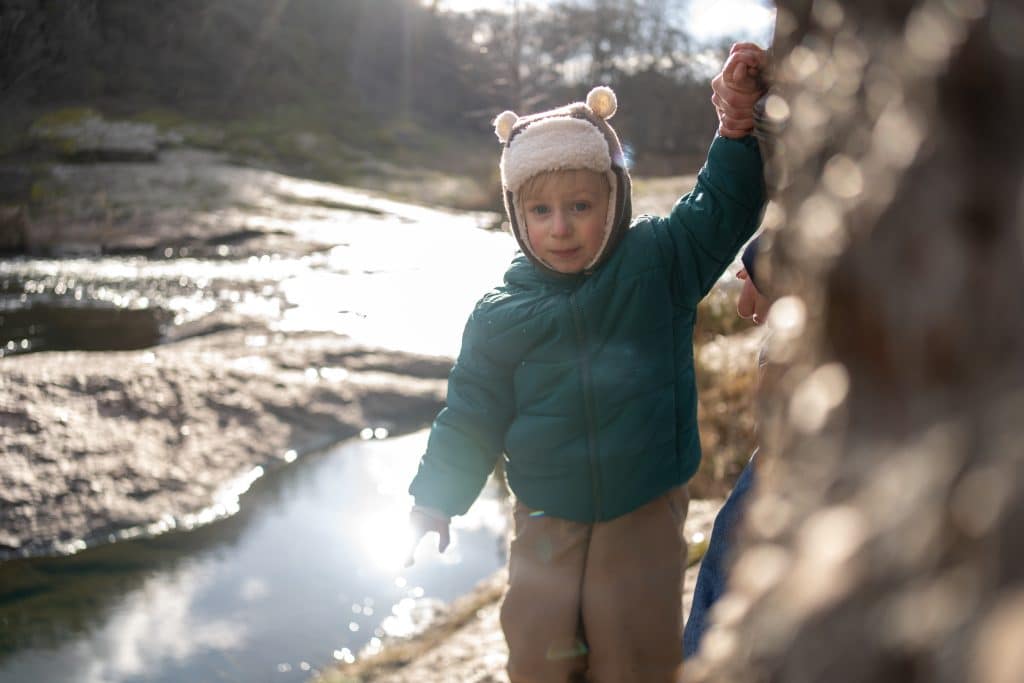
[353,505,418,571]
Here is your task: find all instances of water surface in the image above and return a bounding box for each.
[0,430,508,683]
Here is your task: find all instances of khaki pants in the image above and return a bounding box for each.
[500,486,689,683]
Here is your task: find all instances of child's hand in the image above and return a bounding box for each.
[405,506,451,567]
[712,42,769,139]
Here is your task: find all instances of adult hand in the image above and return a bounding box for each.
[712,42,769,138]
[405,506,451,567]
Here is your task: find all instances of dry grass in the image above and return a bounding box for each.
[691,328,763,499]
[315,572,507,683]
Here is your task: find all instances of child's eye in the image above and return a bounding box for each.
[529,205,550,215]
[571,201,591,212]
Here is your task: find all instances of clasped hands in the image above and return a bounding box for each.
[712,42,769,139]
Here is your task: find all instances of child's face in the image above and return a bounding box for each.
[522,169,610,274]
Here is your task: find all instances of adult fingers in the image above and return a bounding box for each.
[718,113,756,136]
[726,48,764,71]
[713,88,760,115]
[725,59,748,83]
[730,41,763,54]
[725,51,767,88]
[712,88,758,112]
[730,43,768,65]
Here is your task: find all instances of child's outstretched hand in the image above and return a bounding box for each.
[712,42,768,138]
[405,506,451,567]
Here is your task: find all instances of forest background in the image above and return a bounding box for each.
[0,0,767,210]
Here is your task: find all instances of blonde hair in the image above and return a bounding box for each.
[519,168,610,204]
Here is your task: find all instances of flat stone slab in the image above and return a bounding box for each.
[0,329,451,560]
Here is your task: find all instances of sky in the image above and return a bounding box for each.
[433,0,776,45]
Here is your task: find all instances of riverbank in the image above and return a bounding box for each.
[0,124,514,559]
[0,328,451,559]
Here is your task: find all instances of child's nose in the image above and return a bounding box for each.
[550,210,572,237]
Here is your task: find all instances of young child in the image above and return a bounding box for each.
[408,44,768,682]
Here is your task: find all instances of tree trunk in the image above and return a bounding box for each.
[686,1,1024,681]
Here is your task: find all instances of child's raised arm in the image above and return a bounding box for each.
[648,44,769,304]
[712,43,769,138]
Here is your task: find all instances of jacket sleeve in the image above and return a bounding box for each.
[657,134,766,308]
[408,300,515,518]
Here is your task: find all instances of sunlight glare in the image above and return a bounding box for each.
[431,0,775,46]
[352,506,418,571]
[686,0,775,44]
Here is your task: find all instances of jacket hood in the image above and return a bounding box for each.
[494,87,633,277]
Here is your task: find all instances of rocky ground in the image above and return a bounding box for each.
[317,499,723,683]
[0,115,503,559]
[0,329,451,559]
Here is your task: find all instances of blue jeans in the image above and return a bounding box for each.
[682,453,757,658]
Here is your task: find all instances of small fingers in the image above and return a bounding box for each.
[713,79,762,106]
[712,95,759,130]
[714,97,756,135]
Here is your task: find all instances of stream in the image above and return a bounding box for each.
[0,430,508,682]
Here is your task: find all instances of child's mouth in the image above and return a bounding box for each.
[549,248,580,259]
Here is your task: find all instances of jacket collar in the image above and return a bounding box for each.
[504,253,586,289]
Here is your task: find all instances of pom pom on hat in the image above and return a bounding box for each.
[494,110,519,143]
[587,86,617,119]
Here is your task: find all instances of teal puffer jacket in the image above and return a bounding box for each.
[409,135,765,522]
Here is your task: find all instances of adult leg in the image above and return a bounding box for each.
[501,502,591,683]
[581,486,689,683]
[682,454,757,657]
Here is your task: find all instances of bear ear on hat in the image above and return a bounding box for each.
[586,86,617,120]
[494,110,519,143]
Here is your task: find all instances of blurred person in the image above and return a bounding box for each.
[682,233,773,658]
[407,44,768,683]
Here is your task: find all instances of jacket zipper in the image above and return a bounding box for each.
[569,292,603,521]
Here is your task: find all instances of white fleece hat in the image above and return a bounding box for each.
[494,86,633,274]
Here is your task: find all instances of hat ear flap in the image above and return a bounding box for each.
[586,86,617,120]
[494,111,519,143]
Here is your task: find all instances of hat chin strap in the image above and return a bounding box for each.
[514,170,619,273]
